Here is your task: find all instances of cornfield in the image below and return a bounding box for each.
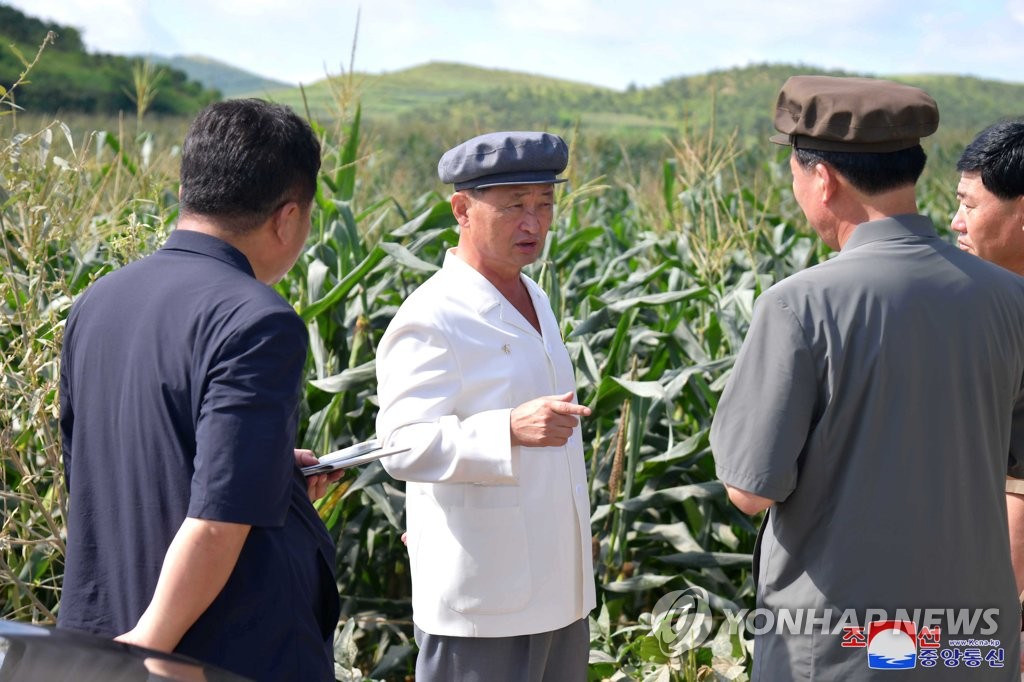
[0,61,964,681]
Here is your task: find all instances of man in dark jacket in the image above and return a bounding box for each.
[59,99,340,681]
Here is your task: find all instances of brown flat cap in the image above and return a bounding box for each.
[770,75,939,152]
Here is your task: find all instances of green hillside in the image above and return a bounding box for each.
[264,61,1024,147]
[0,3,218,115]
[149,55,292,98]
[631,64,1024,143]
[263,61,610,119]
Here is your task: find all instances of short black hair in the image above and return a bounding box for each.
[179,99,321,232]
[793,145,927,195]
[956,119,1024,200]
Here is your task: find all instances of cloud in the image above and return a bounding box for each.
[1010,0,1024,23]
[12,0,153,52]
[493,0,645,38]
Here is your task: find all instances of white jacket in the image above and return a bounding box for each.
[375,249,596,637]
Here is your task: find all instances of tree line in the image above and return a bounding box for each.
[0,3,218,116]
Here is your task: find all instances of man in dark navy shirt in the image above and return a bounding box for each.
[59,99,340,680]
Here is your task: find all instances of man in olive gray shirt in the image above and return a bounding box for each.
[711,76,1024,680]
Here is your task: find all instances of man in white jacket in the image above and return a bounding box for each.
[375,131,596,681]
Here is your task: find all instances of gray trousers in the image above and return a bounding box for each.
[414,618,590,682]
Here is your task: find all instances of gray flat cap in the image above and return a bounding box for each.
[438,131,568,190]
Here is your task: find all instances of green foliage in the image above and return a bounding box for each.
[0,3,219,116]
[0,99,179,622]
[125,60,166,130]
[0,4,84,52]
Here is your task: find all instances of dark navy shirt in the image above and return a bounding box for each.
[59,230,339,681]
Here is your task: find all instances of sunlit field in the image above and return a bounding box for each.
[1,67,969,680]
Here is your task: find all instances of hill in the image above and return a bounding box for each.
[148,55,292,98]
[263,61,1024,147]
[262,61,611,120]
[629,63,1024,143]
[0,3,218,115]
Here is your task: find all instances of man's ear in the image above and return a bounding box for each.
[271,200,304,247]
[451,191,472,228]
[814,163,839,204]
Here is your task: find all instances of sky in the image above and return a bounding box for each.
[7,0,1024,91]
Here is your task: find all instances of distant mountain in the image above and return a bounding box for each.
[147,55,292,98]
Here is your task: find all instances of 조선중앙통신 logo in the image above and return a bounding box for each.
[863,621,920,669]
[841,619,1004,670]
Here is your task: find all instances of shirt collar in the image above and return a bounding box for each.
[441,249,545,336]
[441,249,506,311]
[841,214,938,253]
[160,229,255,277]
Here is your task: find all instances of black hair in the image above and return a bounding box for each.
[179,99,321,232]
[956,119,1024,200]
[793,145,927,195]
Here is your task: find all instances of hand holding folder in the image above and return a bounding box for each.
[300,439,410,476]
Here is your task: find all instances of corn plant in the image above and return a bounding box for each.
[0,111,177,623]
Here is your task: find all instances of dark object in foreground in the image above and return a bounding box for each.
[0,620,252,681]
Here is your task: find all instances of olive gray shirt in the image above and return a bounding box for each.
[712,215,1024,680]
